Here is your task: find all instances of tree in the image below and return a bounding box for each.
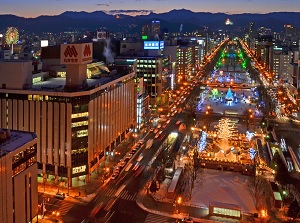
[287,199,300,222]
[245,173,269,209]
[214,118,237,140]
[197,131,207,153]
[149,180,158,194]
[188,149,204,199]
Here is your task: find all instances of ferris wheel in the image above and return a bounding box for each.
[5,27,19,54]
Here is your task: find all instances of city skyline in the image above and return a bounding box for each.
[1,0,300,18]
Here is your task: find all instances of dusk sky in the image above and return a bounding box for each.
[1,0,300,18]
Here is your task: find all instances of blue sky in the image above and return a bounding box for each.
[1,0,300,18]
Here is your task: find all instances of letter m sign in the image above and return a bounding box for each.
[83,45,91,57]
[64,46,78,57]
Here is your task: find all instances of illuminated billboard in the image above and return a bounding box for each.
[142,35,148,40]
[144,41,164,50]
[60,43,93,65]
[160,41,164,49]
[41,40,48,47]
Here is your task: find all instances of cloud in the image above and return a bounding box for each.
[96,3,109,6]
[105,9,153,16]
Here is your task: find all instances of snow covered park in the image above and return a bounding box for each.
[188,168,257,214]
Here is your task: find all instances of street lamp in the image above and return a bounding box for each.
[176,196,182,213]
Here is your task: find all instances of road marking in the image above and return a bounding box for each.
[115,184,126,197]
[144,213,173,223]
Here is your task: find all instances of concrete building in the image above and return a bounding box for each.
[177,45,193,81]
[141,25,150,39]
[136,55,170,106]
[0,129,38,223]
[257,35,274,76]
[0,42,136,188]
[273,47,293,83]
[151,20,161,39]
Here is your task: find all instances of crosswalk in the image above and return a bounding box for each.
[144,213,174,223]
[57,201,74,216]
[101,188,137,201]
[118,190,137,201]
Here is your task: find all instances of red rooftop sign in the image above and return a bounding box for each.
[60,43,92,65]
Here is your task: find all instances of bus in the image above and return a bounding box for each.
[145,139,154,149]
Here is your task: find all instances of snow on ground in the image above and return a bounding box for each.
[189,169,256,213]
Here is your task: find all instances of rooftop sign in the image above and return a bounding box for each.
[60,43,93,65]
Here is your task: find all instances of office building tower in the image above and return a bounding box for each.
[273,47,293,83]
[142,25,150,39]
[257,35,274,75]
[0,43,136,188]
[136,55,170,105]
[177,45,193,81]
[0,129,38,223]
[151,20,161,39]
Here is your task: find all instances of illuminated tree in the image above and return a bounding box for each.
[214,118,237,140]
[197,131,207,153]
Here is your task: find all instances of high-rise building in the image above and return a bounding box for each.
[136,55,170,105]
[248,22,254,36]
[177,45,193,81]
[151,20,161,39]
[0,43,136,187]
[142,25,150,39]
[273,47,293,82]
[0,129,38,223]
[257,35,274,75]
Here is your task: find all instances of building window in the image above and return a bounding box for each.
[76,129,88,138]
[71,112,89,119]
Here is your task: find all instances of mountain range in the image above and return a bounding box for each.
[1,9,300,34]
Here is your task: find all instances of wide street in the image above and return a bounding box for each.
[38,38,300,223]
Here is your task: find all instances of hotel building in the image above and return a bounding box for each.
[0,129,38,223]
[0,43,136,187]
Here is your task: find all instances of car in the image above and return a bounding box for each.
[182,217,193,223]
[153,129,159,134]
[124,157,130,163]
[137,139,145,145]
[176,120,181,125]
[118,161,126,168]
[130,149,137,155]
[166,119,170,124]
[126,153,132,159]
[54,193,65,200]
[114,166,120,174]
[154,133,160,138]
[111,173,118,180]
[132,162,140,171]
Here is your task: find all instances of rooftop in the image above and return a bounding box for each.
[0,129,37,157]
[31,76,114,92]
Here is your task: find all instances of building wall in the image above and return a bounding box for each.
[120,42,143,55]
[0,132,38,223]
[0,61,33,89]
[0,73,136,182]
[178,46,193,80]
